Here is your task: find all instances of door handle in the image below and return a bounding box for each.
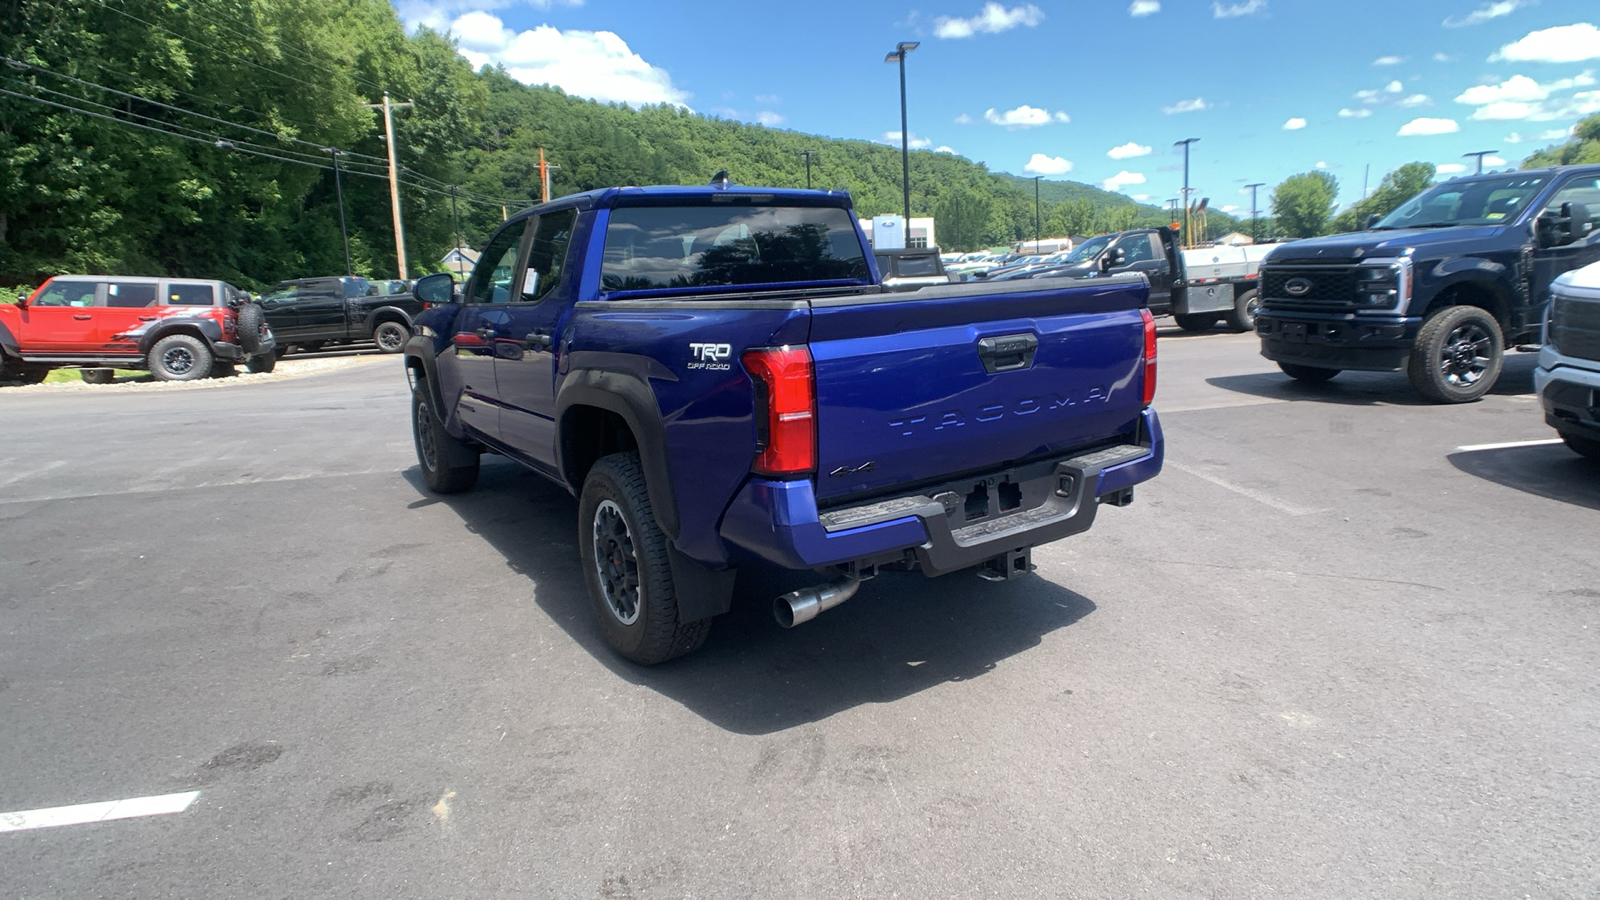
[138,316,158,321]
[73,314,92,320]
[525,331,553,351]
[476,327,496,341]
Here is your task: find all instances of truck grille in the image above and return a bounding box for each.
[1260,264,1362,311]
[1550,294,1600,362]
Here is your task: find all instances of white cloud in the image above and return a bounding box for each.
[1537,127,1575,140]
[1338,107,1373,118]
[1374,55,1405,66]
[1436,163,1469,174]
[954,113,974,124]
[984,105,1070,128]
[1444,0,1531,28]
[1399,94,1434,107]
[442,14,690,107]
[935,146,959,154]
[1212,0,1266,18]
[1484,154,1508,166]
[1314,160,1331,169]
[1024,154,1074,175]
[1458,72,1600,120]
[1102,170,1147,191]
[754,94,779,104]
[1132,193,1152,201]
[1221,204,1241,213]
[1456,72,1597,105]
[756,111,785,126]
[1492,23,1600,63]
[880,131,934,149]
[1283,117,1307,130]
[1398,117,1461,135]
[934,3,1045,38]
[1162,97,1210,114]
[1434,52,1455,62]
[1129,0,1160,16]
[1386,80,1404,93]
[1108,141,1153,159]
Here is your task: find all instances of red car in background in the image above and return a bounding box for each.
[0,274,276,384]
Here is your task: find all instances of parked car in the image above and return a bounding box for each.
[257,275,423,354]
[873,247,955,290]
[0,275,276,384]
[1536,259,1600,462]
[1256,165,1600,402]
[404,179,1163,665]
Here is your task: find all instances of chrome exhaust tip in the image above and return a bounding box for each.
[773,578,861,628]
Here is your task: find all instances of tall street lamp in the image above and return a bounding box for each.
[1464,150,1498,174]
[884,41,919,225]
[1033,176,1042,253]
[1245,182,1265,243]
[800,149,816,189]
[1174,137,1199,248]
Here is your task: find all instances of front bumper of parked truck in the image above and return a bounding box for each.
[1257,310,1422,372]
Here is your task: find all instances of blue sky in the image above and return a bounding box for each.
[395,0,1600,215]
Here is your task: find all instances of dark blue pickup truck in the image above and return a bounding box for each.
[404,180,1164,664]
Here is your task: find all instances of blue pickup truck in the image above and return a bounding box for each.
[404,180,1164,664]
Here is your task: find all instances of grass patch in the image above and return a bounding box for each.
[44,368,149,384]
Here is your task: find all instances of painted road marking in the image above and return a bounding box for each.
[0,791,199,833]
[1453,438,1564,453]
[1167,461,1325,516]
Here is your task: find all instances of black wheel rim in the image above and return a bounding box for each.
[163,346,196,374]
[1439,322,1493,387]
[415,398,438,472]
[592,499,640,625]
[378,326,404,351]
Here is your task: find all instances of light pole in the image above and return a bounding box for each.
[325,147,352,276]
[1246,182,1265,243]
[884,42,919,225]
[1174,137,1199,248]
[1033,176,1042,253]
[800,150,816,189]
[1464,150,1498,174]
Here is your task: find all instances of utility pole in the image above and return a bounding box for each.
[326,147,352,276]
[1246,182,1264,243]
[1033,176,1042,253]
[800,150,816,189]
[538,147,561,203]
[449,185,462,254]
[365,92,414,279]
[1464,150,1498,174]
[1174,137,1199,248]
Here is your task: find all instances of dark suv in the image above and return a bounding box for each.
[258,275,423,354]
[0,275,276,383]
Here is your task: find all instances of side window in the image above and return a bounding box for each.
[1119,235,1156,264]
[521,209,577,303]
[260,285,300,306]
[34,281,98,307]
[1543,177,1600,217]
[106,282,158,308]
[166,283,216,306]
[466,220,528,305]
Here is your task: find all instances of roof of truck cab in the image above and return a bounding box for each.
[520,184,855,216]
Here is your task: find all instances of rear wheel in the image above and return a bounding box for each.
[579,451,709,665]
[1278,361,1340,383]
[373,320,409,353]
[1225,289,1259,333]
[1560,431,1600,463]
[1174,313,1218,333]
[246,353,276,374]
[1408,305,1504,404]
[80,368,115,385]
[412,383,479,493]
[148,334,213,382]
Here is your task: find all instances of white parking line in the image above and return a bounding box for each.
[1167,461,1325,516]
[0,791,199,833]
[1453,438,1564,453]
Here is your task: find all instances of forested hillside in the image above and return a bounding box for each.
[0,0,1229,289]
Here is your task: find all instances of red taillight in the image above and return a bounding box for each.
[1141,307,1157,406]
[742,346,816,477]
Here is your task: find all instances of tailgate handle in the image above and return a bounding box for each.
[976,333,1038,374]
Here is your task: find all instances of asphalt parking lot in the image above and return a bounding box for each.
[2,329,1597,899]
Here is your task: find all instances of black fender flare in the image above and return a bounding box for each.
[1421,260,1515,323]
[363,305,415,334]
[555,368,680,542]
[136,318,224,355]
[0,319,18,358]
[403,336,448,420]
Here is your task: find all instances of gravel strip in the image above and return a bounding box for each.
[0,354,394,394]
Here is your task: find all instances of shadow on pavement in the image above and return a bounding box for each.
[1204,353,1540,407]
[1447,441,1600,511]
[404,458,1097,735]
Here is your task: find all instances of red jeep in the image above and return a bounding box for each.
[0,275,276,384]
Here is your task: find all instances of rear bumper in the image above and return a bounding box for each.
[1536,360,1600,438]
[719,409,1163,573]
[1257,310,1419,371]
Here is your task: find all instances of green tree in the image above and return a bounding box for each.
[1331,162,1435,232]
[1522,114,1600,167]
[1272,171,1340,238]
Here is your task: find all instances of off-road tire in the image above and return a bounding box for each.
[148,334,213,382]
[373,321,409,354]
[80,368,115,385]
[579,451,710,665]
[1225,289,1259,333]
[411,383,479,494]
[1560,430,1600,463]
[246,353,276,374]
[1407,305,1504,404]
[235,302,268,355]
[1174,313,1218,333]
[1278,361,1341,383]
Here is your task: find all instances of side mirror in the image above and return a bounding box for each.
[15,291,27,308]
[1099,247,1127,273]
[1364,214,1381,230]
[414,272,456,305]
[1537,201,1592,249]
